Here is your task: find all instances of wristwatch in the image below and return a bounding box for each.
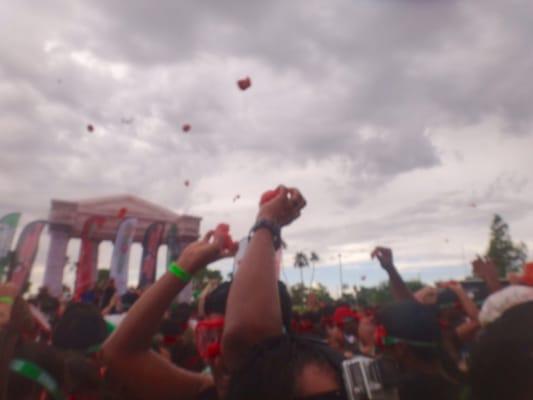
[249,219,282,250]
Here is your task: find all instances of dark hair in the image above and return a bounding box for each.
[0,296,102,400]
[377,300,463,385]
[378,301,441,353]
[52,303,108,352]
[120,290,139,311]
[227,335,344,400]
[170,302,193,325]
[436,288,459,308]
[159,318,186,337]
[204,282,231,316]
[469,301,533,400]
[204,281,293,332]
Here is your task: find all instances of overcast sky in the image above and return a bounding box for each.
[2,0,532,295]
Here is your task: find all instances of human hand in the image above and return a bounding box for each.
[472,257,498,281]
[371,247,394,270]
[257,185,307,227]
[414,286,438,305]
[507,272,522,285]
[178,230,238,275]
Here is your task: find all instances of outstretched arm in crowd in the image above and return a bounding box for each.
[223,186,306,370]
[439,281,479,321]
[102,231,234,400]
[438,281,481,342]
[371,247,414,301]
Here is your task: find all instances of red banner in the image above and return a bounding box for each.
[9,221,47,293]
[139,222,164,288]
[75,216,105,299]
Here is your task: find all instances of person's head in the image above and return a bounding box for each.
[376,301,443,369]
[120,289,139,312]
[470,301,533,400]
[1,291,101,399]
[333,306,359,338]
[52,303,108,353]
[436,288,464,326]
[298,311,323,337]
[479,285,533,326]
[170,302,193,327]
[227,335,346,400]
[203,281,292,332]
[199,281,293,398]
[357,315,376,348]
[414,286,438,305]
[38,286,49,296]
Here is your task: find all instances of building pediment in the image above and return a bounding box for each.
[48,194,200,242]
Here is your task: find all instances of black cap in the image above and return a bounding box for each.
[204,281,293,333]
[377,300,441,344]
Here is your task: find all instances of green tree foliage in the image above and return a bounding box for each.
[356,280,424,307]
[290,282,333,310]
[486,214,528,277]
[291,279,425,309]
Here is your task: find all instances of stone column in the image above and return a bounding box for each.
[43,224,71,297]
[175,235,198,304]
[90,240,101,286]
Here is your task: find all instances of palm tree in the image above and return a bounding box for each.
[309,251,320,287]
[294,252,309,287]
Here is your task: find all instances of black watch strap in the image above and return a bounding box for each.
[250,219,282,250]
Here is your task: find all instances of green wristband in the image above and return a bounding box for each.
[0,296,14,305]
[10,359,65,400]
[168,262,192,283]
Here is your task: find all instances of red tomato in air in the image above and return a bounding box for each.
[215,223,238,252]
[237,77,251,91]
[182,124,191,133]
[87,124,94,132]
[259,188,281,205]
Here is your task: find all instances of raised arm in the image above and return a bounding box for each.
[223,186,306,370]
[371,247,414,302]
[438,281,481,343]
[102,231,234,400]
[439,281,479,321]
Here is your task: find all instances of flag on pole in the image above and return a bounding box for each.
[110,217,138,295]
[0,212,21,277]
[75,216,106,299]
[138,222,164,288]
[8,220,47,293]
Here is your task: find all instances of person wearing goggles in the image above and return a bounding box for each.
[222,185,352,400]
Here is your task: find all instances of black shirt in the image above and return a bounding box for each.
[197,387,218,400]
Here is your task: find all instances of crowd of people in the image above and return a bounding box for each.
[2,185,533,399]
